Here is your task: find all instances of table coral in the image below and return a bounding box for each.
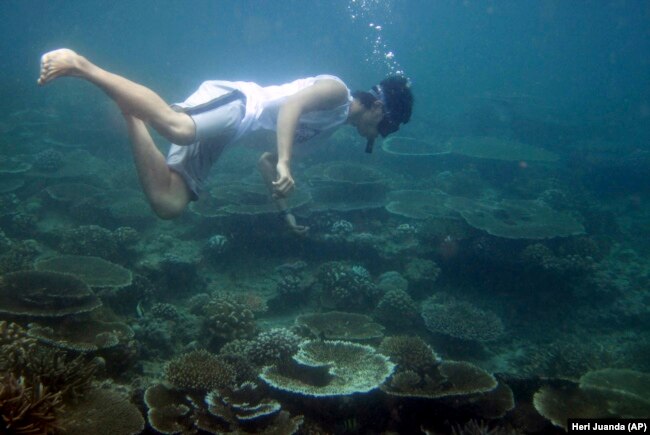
[421,296,505,342]
[260,340,395,397]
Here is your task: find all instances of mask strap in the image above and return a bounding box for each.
[369,85,387,111]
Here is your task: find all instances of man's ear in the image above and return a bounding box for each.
[372,99,384,114]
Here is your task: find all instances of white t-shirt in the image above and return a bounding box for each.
[176,75,352,143]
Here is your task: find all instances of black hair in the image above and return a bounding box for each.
[380,75,413,125]
[352,76,414,130]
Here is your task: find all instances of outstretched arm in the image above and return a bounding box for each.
[258,152,309,235]
[272,79,349,197]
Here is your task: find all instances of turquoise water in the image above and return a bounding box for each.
[1,1,649,433]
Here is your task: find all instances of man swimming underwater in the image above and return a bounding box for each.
[38,49,413,234]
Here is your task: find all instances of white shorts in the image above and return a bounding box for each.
[166,89,246,200]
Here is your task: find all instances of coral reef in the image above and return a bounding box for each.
[0,321,37,373]
[382,360,497,399]
[57,225,119,260]
[444,136,559,162]
[269,261,314,312]
[131,303,202,360]
[44,182,103,204]
[378,336,440,373]
[22,348,97,401]
[201,293,257,343]
[0,270,101,318]
[164,349,235,391]
[27,319,134,353]
[449,419,518,435]
[445,196,585,239]
[0,212,38,238]
[274,271,311,305]
[101,273,154,316]
[35,255,133,288]
[0,321,97,401]
[331,219,354,236]
[204,382,300,432]
[0,373,63,434]
[0,239,40,274]
[32,149,64,172]
[203,234,230,259]
[191,180,311,218]
[520,243,595,278]
[385,189,456,220]
[316,261,379,311]
[377,270,409,293]
[403,257,441,297]
[374,289,420,329]
[513,335,619,379]
[246,328,302,366]
[159,252,201,291]
[150,302,179,320]
[144,383,303,434]
[296,311,385,341]
[421,296,505,342]
[60,386,144,435]
[533,370,650,430]
[260,340,395,397]
[305,161,389,212]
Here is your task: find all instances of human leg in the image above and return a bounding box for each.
[38,49,196,145]
[124,115,191,219]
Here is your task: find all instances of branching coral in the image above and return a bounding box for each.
[317,262,379,310]
[375,289,419,328]
[0,373,63,435]
[0,239,41,274]
[164,349,236,392]
[0,321,37,373]
[378,336,440,374]
[521,243,595,277]
[202,293,257,342]
[1,321,97,402]
[421,296,505,342]
[246,328,302,366]
[18,347,97,402]
[56,224,119,260]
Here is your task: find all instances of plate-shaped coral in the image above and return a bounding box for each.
[0,270,101,317]
[385,189,457,220]
[27,319,134,352]
[446,136,559,162]
[382,360,497,399]
[445,196,584,239]
[260,340,395,397]
[36,255,132,288]
[381,136,451,156]
[296,311,384,341]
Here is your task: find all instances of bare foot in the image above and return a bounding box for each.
[37,48,87,85]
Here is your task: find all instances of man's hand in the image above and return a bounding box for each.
[284,212,309,236]
[272,161,294,198]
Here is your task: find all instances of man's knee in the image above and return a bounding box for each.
[149,194,188,220]
[156,111,196,145]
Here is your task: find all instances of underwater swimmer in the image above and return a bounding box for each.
[38,48,413,234]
